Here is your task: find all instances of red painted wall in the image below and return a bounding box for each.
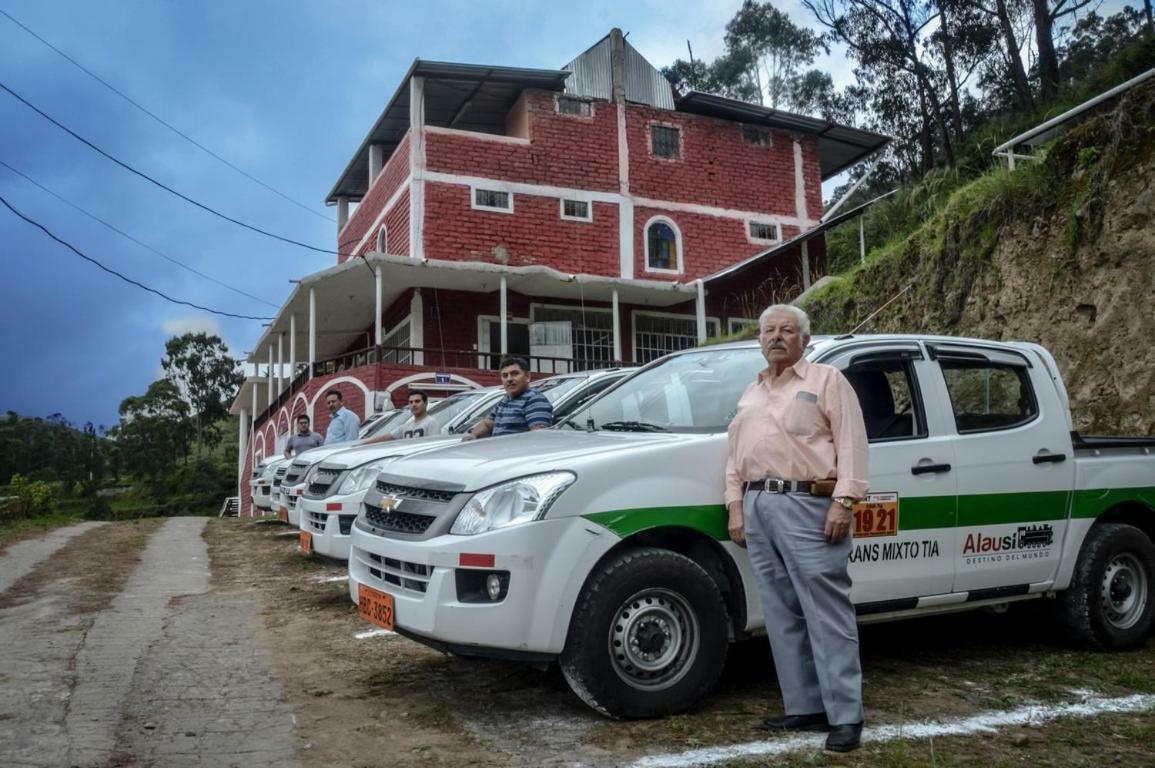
[423,182,619,272]
[424,90,618,190]
[341,132,412,262]
[625,105,819,219]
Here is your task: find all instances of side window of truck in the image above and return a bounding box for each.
[843,359,926,442]
[940,361,1037,433]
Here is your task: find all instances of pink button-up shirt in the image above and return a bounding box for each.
[725,357,869,505]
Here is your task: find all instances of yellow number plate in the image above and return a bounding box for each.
[358,584,395,631]
[853,493,899,538]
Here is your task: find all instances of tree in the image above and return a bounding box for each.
[1033,0,1096,102]
[115,379,192,486]
[724,0,826,108]
[161,333,243,453]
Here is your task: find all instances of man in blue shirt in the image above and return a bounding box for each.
[323,389,361,445]
[464,357,553,440]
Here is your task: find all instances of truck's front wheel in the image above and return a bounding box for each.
[1058,523,1155,649]
[560,547,728,718]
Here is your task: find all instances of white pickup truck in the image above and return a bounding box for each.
[348,335,1155,719]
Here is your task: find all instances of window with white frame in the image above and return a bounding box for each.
[747,220,780,243]
[560,198,592,221]
[650,124,681,159]
[633,313,719,364]
[381,319,412,364]
[728,317,758,334]
[645,217,682,273]
[472,187,513,213]
[376,225,388,253]
[556,96,592,116]
[534,305,614,367]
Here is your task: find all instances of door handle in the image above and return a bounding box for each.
[1032,452,1067,464]
[911,462,952,475]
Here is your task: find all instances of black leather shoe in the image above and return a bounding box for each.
[825,722,863,752]
[761,712,830,732]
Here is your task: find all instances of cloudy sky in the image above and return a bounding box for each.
[0,0,1121,427]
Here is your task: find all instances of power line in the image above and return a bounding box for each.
[0,191,274,321]
[0,79,341,256]
[0,158,280,309]
[0,7,335,224]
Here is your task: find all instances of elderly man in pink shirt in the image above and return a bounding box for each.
[725,304,869,753]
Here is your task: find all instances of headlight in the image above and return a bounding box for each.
[450,472,576,535]
[337,458,398,495]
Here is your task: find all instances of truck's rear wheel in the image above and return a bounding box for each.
[560,547,728,718]
[1058,523,1155,649]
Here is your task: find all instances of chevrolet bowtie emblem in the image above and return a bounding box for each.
[380,494,402,512]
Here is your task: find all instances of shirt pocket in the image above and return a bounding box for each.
[784,394,823,436]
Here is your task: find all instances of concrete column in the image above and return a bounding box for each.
[409,76,426,261]
[374,268,383,346]
[410,289,425,366]
[276,333,284,395]
[337,196,349,234]
[237,406,249,511]
[793,140,808,222]
[251,381,258,420]
[369,144,384,183]
[289,314,297,382]
[859,216,866,264]
[266,347,274,410]
[801,240,812,291]
[308,287,317,377]
[695,280,707,344]
[499,275,508,355]
[612,289,622,362]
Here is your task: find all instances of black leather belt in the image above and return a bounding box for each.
[745,478,833,496]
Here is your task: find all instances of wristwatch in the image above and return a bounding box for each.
[834,496,855,510]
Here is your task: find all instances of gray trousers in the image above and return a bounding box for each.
[744,490,864,725]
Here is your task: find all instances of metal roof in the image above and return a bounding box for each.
[704,189,897,284]
[326,60,570,203]
[676,91,891,180]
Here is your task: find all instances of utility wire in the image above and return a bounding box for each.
[0,158,280,309]
[0,79,340,256]
[0,7,334,224]
[0,191,274,321]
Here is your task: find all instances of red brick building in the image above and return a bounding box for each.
[229,29,887,514]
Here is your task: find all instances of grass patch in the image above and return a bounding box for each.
[0,511,86,551]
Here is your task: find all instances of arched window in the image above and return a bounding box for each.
[645,218,681,273]
[376,225,388,254]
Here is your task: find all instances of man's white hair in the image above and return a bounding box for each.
[758,304,811,337]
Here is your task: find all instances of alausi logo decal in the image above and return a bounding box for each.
[962,524,1054,565]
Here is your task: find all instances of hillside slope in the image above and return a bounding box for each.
[803,79,1155,435]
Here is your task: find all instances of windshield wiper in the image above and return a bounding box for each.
[599,420,670,433]
[559,417,597,431]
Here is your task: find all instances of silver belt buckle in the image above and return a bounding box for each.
[767,479,785,493]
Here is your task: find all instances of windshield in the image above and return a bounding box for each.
[569,347,765,433]
[361,409,410,438]
[427,390,488,425]
[533,375,589,403]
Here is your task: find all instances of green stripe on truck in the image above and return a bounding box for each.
[583,487,1155,540]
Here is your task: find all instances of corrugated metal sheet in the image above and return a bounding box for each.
[563,35,612,101]
[624,42,674,109]
[563,35,673,109]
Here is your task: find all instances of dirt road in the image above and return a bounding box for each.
[1,518,1153,768]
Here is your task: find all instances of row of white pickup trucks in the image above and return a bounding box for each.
[249,335,1155,718]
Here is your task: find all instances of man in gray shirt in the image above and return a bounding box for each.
[284,415,324,458]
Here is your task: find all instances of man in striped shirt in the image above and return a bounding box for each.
[464,357,554,439]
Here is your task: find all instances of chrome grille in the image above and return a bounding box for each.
[365,551,430,594]
[375,482,456,504]
[286,494,298,509]
[308,466,342,497]
[338,515,355,535]
[273,466,287,487]
[364,503,435,535]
